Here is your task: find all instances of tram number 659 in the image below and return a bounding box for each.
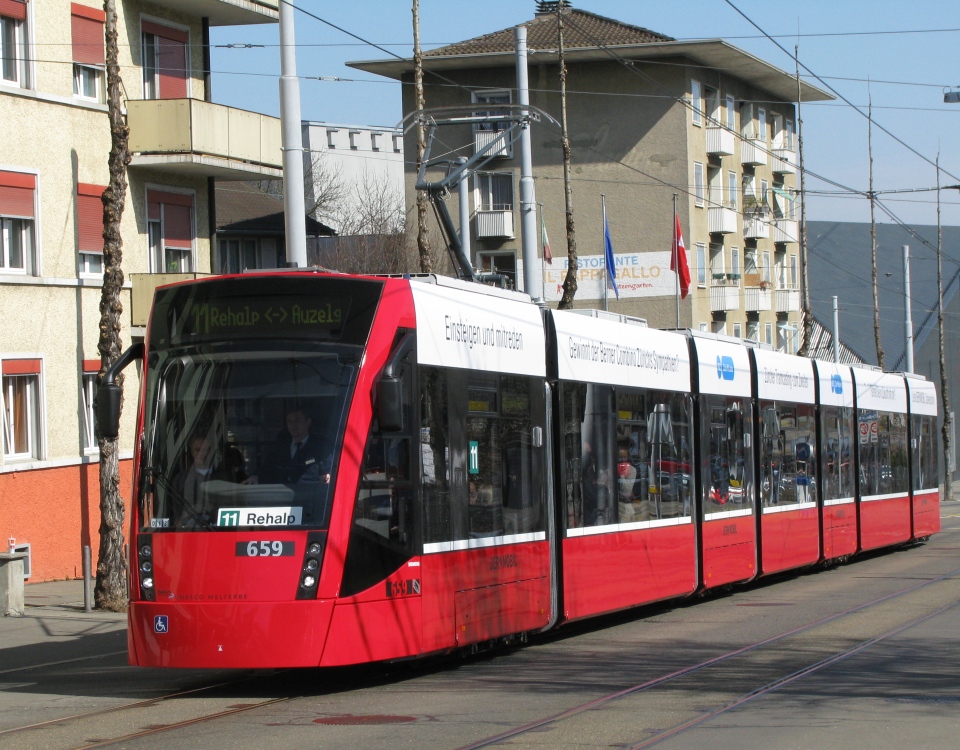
[236,541,294,557]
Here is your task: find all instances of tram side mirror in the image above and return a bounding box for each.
[97,383,123,440]
[377,377,404,432]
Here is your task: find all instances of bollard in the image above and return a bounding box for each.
[82,545,92,612]
[0,551,26,616]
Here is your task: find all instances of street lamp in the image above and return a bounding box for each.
[945,90,960,104]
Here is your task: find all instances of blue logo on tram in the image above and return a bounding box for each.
[154,615,169,634]
[716,356,735,381]
[831,374,843,394]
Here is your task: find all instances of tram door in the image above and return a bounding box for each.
[418,365,550,651]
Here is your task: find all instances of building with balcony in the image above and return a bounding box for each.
[349,3,831,341]
[0,0,280,581]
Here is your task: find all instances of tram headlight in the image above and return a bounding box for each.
[302,575,316,588]
[140,545,152,558]
[141,561,153,574]
[305,559,319,571]
[142,577,154,589]
[308,542,322,556]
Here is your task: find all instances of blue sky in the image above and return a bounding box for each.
[209,0,960,227]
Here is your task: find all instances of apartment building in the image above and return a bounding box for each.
[0,0,282,581]
[350,4,833,344]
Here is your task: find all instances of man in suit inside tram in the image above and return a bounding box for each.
[253,406,332,486]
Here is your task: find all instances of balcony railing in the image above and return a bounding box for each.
[708,205,737,234]
[475,209,515,239]
[147,0,278,26]
[474,129,512,159]
[706,126,735,156]
[128,99,282,179]
[710,279,741,312]
[773,218,799,244]
[775,287,801,312]
[772,148,796,174]
[741,138,767,166]
[743,213,771,239]
[744,285,773,312]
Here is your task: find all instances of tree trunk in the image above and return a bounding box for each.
[936,159,953,500]
[412,0,432,273]
[95,0,130,612]
[556,7,578,310]
[868,88,885,370]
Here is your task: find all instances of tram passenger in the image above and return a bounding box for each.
[172,433,235,527]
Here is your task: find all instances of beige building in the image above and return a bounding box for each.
[351,5,833,346]
[0,0,282,581]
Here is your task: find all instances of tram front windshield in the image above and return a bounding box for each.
[140,347,357,532]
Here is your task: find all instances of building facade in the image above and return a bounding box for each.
[0,0,282,581]
[351,5,833,343]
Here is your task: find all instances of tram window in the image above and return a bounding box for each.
[702,395,753,516]
[758,401,816,507]
[464,374,544,538]
[420,367,451,543]
[141,350,354,532]
[912,415,939,492]
[342,351,417,598]
[615,389,693,522]
[820,406,855,501]
[858,410,909,496]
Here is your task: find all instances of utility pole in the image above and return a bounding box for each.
[794,46,812,356]
[279,0,307,267]
[515,25,540,302]
[95,0,130,612]
[903,245,914,374]
[556,2,578,309]
[412,0,432,273]
[832,295,840,364]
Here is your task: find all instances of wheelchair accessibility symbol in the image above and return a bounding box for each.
[154,615,169,634]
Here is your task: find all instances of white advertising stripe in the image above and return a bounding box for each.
[853,369,907,414]
[906,376,937,416]
[753,348,815,404]
[411,282,546,377]
[692,336,751,397]
[551,311,690,391]
[814,360,854,408]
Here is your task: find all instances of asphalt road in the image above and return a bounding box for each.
[2,508,959,750]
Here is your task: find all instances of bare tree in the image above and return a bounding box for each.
[556,3,578,309]
[936,158,953,499]
[95,0,130,612]
[315,168,411,274]
[868,85,885,369]
[412,0,432,273]
[254,152,346,227]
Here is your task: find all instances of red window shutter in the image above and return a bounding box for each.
[77,184,105,253]
[163,204,193,248]
[141,21,188,99]
[0,170,35,219]
[158,37,187,99]
[147,189,194,208]
[0,0,27,22]
[71,5,105,66]
[2,359,41,375]
[82,359,100,373]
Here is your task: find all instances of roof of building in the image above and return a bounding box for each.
[423,8,673,57]
[348,7,833,103]
[215,182,335,236]
[808,220,960,370]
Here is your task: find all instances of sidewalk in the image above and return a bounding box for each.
[22,578,91,611]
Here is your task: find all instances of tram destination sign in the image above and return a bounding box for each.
[184,296,350,339]
[152,277,383,347]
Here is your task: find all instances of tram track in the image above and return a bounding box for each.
[458,558,960,749]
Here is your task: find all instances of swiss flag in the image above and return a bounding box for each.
[671,211,690,300]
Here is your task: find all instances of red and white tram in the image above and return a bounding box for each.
[97,271,940,668]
